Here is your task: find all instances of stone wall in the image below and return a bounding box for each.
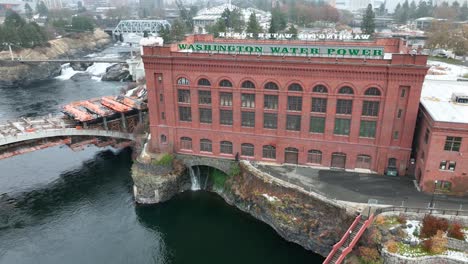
[176,154,234,175]
[381,249,466,264]
[448,237,468,252]
[132,159,191,204]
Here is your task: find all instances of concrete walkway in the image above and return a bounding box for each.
[257,164,468,211]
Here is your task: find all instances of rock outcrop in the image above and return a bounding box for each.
[101,63,131,81]
[0,29,111,87]
[131,157,353,257]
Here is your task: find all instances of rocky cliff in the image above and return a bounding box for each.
[131,157,354,257]
[0,29,111,87]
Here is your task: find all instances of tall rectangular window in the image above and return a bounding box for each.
[336,99,353,114]
[311,98,327,113]
[424,128,430,144]
[334,118,350,135]
[241,94,255,108]
[288,96,302,111]
[264,95,278,109]
[199,108,212,123]
[220,92,233,106]
[241,111,255,127]
[362,101,380,116]
[263,113,277,129]
[220,110,233,125]
[310,116,325,133]
[178,90,190,103]
[397,109,403,119]
[198,90,211,105]
[393,131,399,139]
[359,120,376,138]
[179,106,192,121]
[444,136,462,152]
[401,87,407,98]
[286,115,301,131]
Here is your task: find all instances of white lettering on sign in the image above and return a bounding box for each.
[218,32,371,41]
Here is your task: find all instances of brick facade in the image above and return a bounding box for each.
[414,106,468,194]
[142,35,428,175]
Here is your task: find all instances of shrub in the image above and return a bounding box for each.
[397,214,407,225]
[211,169,228,190]
[422,231,447,254]
[447,222,465,240]
[153,153,174,166]
[421,215,449,238]
[374,215,385,226]
[228,162,241,177]
[385,240,398,253]
[358,246,382,264]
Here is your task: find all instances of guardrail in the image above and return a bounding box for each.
[323,214,362,264]
[374,206,468,217]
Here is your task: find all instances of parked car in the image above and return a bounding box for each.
[385,166,398,176]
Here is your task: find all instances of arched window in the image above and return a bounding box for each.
[307,150,322,164]
[220,141,233,154]
[180,137,192,150]
[160,134,167,143]
[177,77,189,85]
[219,79,232,87]
[262,145,276,159]
[241,143,254,156]
[388,158,397,167]
[313,85,328,93]
[241,80,255,89]
[338,86,354,95]
[198,78,211,86]
[200,139,212,152]
[264,82,279,90]
[288,83,303,92]
[364,87,381,96]
[356,155,372,169]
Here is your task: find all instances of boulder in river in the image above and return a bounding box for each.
[70,62,94,71]
[70,72,92,81]
[101,63,131,81]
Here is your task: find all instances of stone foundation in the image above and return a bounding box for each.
[381,249,466,264]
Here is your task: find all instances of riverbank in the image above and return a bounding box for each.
[131,154,354,257]
[0,29,111,87]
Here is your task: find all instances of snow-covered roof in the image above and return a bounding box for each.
[421,79,468,124]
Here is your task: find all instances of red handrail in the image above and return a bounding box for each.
[323,214,362,264]
[336,214,375,264]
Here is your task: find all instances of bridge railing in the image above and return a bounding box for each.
[374,206,468,217]
[0,128,134,146]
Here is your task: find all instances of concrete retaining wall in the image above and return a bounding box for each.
[382,249,466,264]
[448,237,468,252]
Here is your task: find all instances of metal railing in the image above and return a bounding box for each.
[374,206,468,217]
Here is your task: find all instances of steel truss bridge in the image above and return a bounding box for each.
[112,20,170,36]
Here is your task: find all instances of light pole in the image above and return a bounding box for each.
[429,180,438,208]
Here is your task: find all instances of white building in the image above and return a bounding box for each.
[193,3,271,34]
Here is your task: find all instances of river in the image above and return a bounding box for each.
[0,49,324,263]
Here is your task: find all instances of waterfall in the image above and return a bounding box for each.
[188,166,201,191]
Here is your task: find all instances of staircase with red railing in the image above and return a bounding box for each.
[323,213,375,264]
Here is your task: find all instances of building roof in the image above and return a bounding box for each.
[421,79,468,124]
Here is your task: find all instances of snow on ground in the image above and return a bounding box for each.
[426,60,468,81]
[404,220,421,243]
[262,193,279,202]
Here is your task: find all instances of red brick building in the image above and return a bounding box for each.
[142,35,428,176]
[414,80,468,194]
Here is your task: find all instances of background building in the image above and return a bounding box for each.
[414,80,468,195]
[142,34,428,176]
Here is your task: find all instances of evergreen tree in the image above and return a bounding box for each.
[158,24,172,43]
[416,1,430,18]
[409,0,417,18]
[37,1,48,17]
[4,10,26,28]
[24,3,33,19]
[71,16,94,31]
[269,7,287,33]
[286,24,298,39]
[459,2,468,21]
[378,2,386,16]
[246,12,262,38]
[361,4,375,34]
[171,19,186,42]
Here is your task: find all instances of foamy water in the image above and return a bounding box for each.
[55,62,116,81]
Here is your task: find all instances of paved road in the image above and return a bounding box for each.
[257,164,468,210]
